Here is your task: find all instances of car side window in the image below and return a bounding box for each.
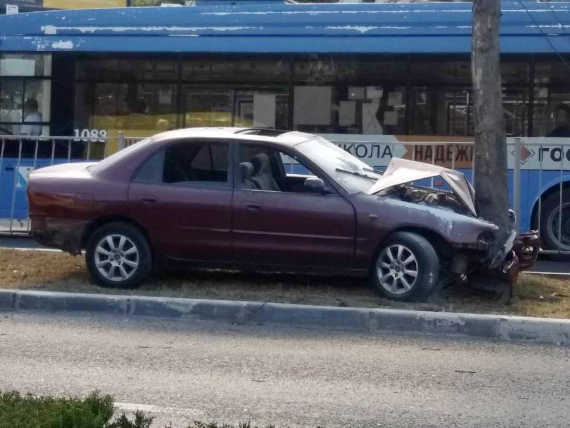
[133,150,165,184]
[163,142,229,185]
[279,152,312,176]
[239,144,330,194]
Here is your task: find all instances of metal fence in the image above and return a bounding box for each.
[1,132,569,254]
[0,134,114,235]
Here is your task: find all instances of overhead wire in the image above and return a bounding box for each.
[516,0,570,71]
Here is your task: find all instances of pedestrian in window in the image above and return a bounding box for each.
[20,98,42,136]
[547,104,570,137]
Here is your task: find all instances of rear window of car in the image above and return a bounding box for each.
[163,142,229,184]
[89,137,152,175]
[133,149,164,184]
[133,141,229,185]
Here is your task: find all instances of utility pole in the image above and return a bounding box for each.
[472,0,512,254]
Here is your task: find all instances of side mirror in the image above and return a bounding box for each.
[304,177,326,194]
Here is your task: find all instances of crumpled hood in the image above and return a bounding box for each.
[367,158,477,216]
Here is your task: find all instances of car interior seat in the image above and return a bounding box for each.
[239,161,259,189]
[251,153,280,191]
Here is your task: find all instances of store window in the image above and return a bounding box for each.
[71,55,559,147]
[411,60,471,87]
[502,61,530,87]
[0,54,51,77]
[183,89,233,128]
[233,91,289,129]
[410,86,529,137]
[292,57,407,134]
[0,54,51,136]
[74,57,291,150]
[74,80,178,147]
[407,59,533,137]
[445,90,473,136]
[503,87,529,137]
[292,84,406,135]
[532,89,570,137]
[532,61,570,137]
[76,58,177,81]
[182,57,290,84]
[181,88,289,129]
[180,58,290,129]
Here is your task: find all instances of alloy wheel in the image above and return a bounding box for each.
[376,244,419,295]
[94,234,140,282]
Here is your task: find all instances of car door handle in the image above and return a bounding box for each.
[246,204,261,212]
[141,198,157,204]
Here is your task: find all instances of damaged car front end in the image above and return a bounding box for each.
[369,158,540,300]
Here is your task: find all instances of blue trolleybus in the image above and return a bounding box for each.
[1,0,570,252]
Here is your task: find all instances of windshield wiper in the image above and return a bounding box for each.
[335,168,378,180]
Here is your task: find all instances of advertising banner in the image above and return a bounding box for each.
[321,134,570,172]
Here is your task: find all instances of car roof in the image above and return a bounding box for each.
[151,127,316,147]
[90,127,319,181]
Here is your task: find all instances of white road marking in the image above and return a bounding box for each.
[114,402,203,418]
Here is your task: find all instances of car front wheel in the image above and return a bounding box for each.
[372,232,440,302]
[86,222,152,288]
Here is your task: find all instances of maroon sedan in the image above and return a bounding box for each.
[28,128,538,301]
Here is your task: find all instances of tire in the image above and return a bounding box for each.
[86,222,152,288]
[371,232,440,302]
[539,190,570,253]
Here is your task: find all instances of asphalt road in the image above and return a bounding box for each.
[0,312,569,427]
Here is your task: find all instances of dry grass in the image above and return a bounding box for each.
[510,275,570,319]
[1,249,569,319]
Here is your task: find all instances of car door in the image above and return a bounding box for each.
[128,138,233,262]
[232,143,356,269]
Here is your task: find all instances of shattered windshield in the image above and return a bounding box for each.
[295,136,380,194]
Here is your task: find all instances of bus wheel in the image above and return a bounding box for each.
[540,190,570,253]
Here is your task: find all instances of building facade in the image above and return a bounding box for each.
[2,0,570,238]
[1,0,569,145]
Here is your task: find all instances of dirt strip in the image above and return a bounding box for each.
[0,249,568,319]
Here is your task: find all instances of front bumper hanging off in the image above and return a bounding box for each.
[469,230,540,302]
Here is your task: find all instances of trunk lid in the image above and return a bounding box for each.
[29,162,96,180]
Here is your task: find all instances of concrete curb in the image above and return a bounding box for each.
[1,289,569,346]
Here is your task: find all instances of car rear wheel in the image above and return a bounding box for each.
[371,232,440,302]
[86,222,152,288]
[539,190,570,253]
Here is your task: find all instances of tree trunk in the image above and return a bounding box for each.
[472,0,512,253]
